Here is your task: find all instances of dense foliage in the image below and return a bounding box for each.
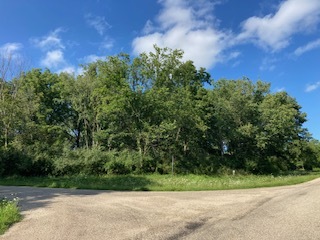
[0,46,319,176]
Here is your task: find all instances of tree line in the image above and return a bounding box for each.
[0,46,319,176]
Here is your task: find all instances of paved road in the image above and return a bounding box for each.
[1,178,320,240]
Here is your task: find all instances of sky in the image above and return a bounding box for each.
[0,0,319,139]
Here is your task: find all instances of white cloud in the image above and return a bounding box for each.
[41,50,65,68]
[132,0,234,69]
[100,37,114,50]
[259,57,278,71]
[85,14,111,36]
[142,20,155,34]
[0,42,23,55]
[132,0,320,69]
[274,87,285,92]
[0,43,23,61]
[32,29,73,71]
[57,66,75,74]
[0,43,24,79]
[294,38,320,56]
[305,82,320,92]
[238,0,320,51]
[80,54,105,64]
[56,66,84,76]
[31,28,65,50]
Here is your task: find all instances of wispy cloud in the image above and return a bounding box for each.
[85,13,111,36]
[237,0,320,51]
[0,42,22,54]
[142,20,155,34]
[32,28,76,72]
[305,82,320,92]
[31,28,65,50]
[274,87,285,92]
[132,0,234,70]
[259,57,278,71]
[79,54,105,64]
[31,28,102,75]
[294,38,320,56]
[56,66,84,76]
[0,43,25,79]
[100,37,114,50]
[0,42,23,61]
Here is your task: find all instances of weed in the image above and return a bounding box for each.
[0,172,319,191]
[0,197,21,235]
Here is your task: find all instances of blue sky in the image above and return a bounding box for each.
[1,0,320,139]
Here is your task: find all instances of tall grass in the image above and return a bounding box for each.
[0,198,21,235]
[0,172,319,191]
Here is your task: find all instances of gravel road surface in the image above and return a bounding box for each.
[1,178,320,240]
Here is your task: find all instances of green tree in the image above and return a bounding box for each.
[202,79,270,171]
[255,92,307,173]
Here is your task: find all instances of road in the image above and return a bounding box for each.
[1,178,320,240]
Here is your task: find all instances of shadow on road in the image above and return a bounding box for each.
[0,175,155,212]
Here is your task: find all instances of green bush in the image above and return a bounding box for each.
[0,198,21,234]
[53,147,110,176]
[53,148,154,176]
[105,160,130,174]
[0,144,56,177]
[104,150,137,174]
[0,147,33,176]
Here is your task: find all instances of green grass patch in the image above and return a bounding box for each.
[0,172,319,191]
[0,198,21,235]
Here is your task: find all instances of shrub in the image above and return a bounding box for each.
[53,147,110,176]
[0,198,21,234]
[0,147,33,176]
[104,160,131,175]
[104,150,136,175]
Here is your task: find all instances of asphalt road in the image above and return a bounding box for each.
[1,178,320,240]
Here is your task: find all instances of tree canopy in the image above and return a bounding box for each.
[0,46,318,176]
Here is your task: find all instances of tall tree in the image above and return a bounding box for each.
[255,92,307,172]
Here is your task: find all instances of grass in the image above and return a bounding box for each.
[0,171,319,191]
[0,198,21,235]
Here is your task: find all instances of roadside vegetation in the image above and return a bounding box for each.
[0,198,21,235]
[0,171,319,191]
